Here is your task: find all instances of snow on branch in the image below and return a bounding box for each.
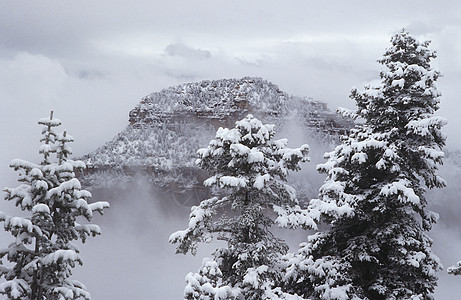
[47,178,81,198]
[32,204,50,215]
[1,111,108,299]
[169,198,217,255]
[3,216,42,236]
[380,179,420,205]
[274,205,317,230]
[336,107,358,120]
[9,159,40,172]
[88,201,110,215]
[75,223,102,240]
[0,279,29,299]
[448,261,461,276]
[38,118,62,127]
[406,116,447,136]
[172,114,313,298]
[41,249,82,267]
[53,280,91,300]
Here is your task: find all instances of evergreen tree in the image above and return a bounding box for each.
[0,112,109,299]
[284,29,446,299]
[170,114,313,299]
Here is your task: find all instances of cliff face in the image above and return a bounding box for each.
[128,77,287,127]
[80,77,353,206]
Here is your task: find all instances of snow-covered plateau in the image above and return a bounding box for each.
[79,77,352,206]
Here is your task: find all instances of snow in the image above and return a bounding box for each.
[38,117,62,127]
[394,67,404,76]
[405,64,425,74]
[9,159,39,171]
[380,179,420,205]
[375,158,386,169]
[406,116,447,136]
[42,249,81,265]
[75,189,92,199]
[57,132,74,142]
[336,107,358,119]
[253,174,270,189]
[5,184,33,208]
[282,148,303,160]
[58,162,76,172]
[219,176,247,188]
[243,265,268,289]
[47,178,82,198]
[273,138,288,149]
[188,205,212,229]
[0,279,28,299]
[169,200,215,245]
[383,148,397,158]
[203,175,217,187]
[317,159,336,172]
[34,180,48,190]
[53,286,74,298]
[309,198,354,219]
[230,143,250,155]
[200,282,215,294]
[171,113,313,298]
[30,168,43,177]
[408,251,426,268]
[418,146,444,160]
[351,152,367,164]
[247,148,264,163]
[274,205,318,230]
[39,144,53,154]
[74,199,91,216]
[71,160,86,169]
[88,201,110,213]
[448,261,461,275]
[325,286,351,300]
[75,223,102,236]
[320,181,345,194]
[362,86,382,98]
[4,216,40,235]
[215,286,232,299]
[351,139,385,152]
[32,204,50,214]
[0,113,109,300]
[216,127,241,144]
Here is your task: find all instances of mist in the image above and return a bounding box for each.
[68,117,329,300]
[71,182,208,299]
[1,1,461,299]
[1,109,461,299]
[69,145,461,299]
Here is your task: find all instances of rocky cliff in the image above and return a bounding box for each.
[79,77,353,206]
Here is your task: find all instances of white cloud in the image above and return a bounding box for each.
[165,43,212,60]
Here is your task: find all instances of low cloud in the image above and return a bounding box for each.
[1,2,461,299]
[406,21,443,35]
[165,43,212,60]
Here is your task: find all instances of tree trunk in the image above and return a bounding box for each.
[30,238,39,299]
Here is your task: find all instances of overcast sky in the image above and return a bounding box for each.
[1,1,461,299]
[1,0,461,157]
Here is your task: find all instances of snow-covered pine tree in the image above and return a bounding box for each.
[0,111,109,299]
[284,29,446,299]
[169,114,313,299]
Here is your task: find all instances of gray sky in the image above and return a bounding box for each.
[1,1,461,299]
[1,0,460,156]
